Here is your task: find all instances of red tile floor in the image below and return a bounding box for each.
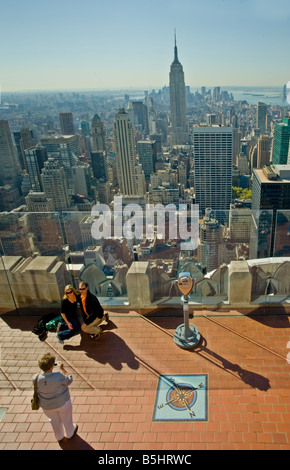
[0,308,289,450]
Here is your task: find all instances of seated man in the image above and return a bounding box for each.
[78,281,109,339]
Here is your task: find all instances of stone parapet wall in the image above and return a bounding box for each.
[0,255,68,310]
[0,256,289,314]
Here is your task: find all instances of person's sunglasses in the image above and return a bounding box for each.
[66,290,73,294]
[79,287,87,291]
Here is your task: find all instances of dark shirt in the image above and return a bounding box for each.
[60,298,79,322]
[80,291,104,325]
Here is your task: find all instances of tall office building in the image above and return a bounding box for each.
[132,101,149,136]
[148,98,157,135]
[24,146,48,192]
[249,143,258,173]
[13,128,36,170]
[0,120,23,210]
[229,205,252,243]
[193,125,233,214]
[272,116,290,164]
[213,87,221,102]
[72,164,93,198]
[40,135,78,191]
[40,135,79,156]
[252,165,290,212]
[198,208,223,272]
[91,114,106,152]
[257,135,270,168]
[41,158,71,211]
[256,102,267,134]
[137,140,157,178]
[59,113,75,135]
[169,33,187,145]
[232,128,241,164]
[251,165,290,257]
[91,151,108,181]
[0,120,20,187]
[114,108,143,197]
[236,153,250,175]
[25,192,54,212]
[96,180,112,205]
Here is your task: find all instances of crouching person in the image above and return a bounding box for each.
[79,281,109,339]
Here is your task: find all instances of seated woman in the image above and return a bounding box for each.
[57,285,81,345]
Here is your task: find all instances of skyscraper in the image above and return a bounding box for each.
[91,151,108,181]
[193,125,233,215]
[0,120,20,187]
[251,165,290,257]
[41,158,71,211]
[72,164,93,198]
[91,114,106,153]
[40,135,78,191]
[257,135,270,168]
[199,208,223,272]
[169,33,187,145]
[137,140,157,178]
[13,128,36,170]
[40,135,79,156]
[252,166,290,212]
[132,101,149,136]
[0,120,22,210]
[114,108,143,197]
[272,116,290,164]
[256,102,267,134]
[59,113,75,135]
[24,146,48,192]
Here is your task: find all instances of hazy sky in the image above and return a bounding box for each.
[1,0,290,92]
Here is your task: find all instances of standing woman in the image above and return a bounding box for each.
[57,285,81,345]
[33,353,77,444]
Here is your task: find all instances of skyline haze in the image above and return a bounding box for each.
[1,0,290,93]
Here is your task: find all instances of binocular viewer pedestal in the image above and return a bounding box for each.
[173,272,202,350]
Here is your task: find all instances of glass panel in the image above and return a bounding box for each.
[248,209,289,305]
[120,203,203,316]
[0,212,65,311]
[270,210,290,304]
[0,253,19,314]
[62,211,130,321]
[274,210,290,258]
[0,208,288,315]
[249,209,273,260]
[0,211,64,258]
[0,212,34,258]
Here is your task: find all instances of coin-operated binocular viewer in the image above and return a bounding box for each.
[174,272,201,350]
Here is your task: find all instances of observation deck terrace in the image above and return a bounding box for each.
[0,208,289,450]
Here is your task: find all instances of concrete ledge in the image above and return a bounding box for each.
[1,256,290,316]
[228,260,252,304]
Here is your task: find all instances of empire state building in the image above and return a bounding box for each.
[169,34,187,145]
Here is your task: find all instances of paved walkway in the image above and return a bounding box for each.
[0,308,289,450]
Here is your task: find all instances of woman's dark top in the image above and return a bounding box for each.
[60,297,79,322]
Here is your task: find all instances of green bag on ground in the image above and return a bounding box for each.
[45,316,65,332]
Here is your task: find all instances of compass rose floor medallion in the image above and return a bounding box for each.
[153,374,208,422]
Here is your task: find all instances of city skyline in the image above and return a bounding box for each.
[1,0,290,93]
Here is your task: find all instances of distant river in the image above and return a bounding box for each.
[187,85,288,107]
[225,86,288,106]
[132,86,288,106]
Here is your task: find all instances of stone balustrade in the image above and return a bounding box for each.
[0,255,289,313]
